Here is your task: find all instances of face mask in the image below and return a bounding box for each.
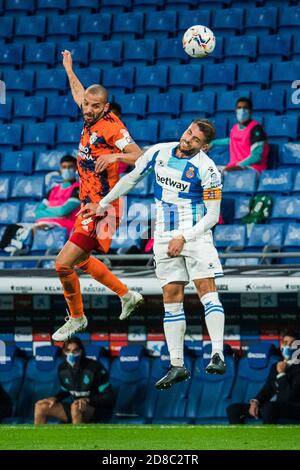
[281,346,292,360]
[61,168,76,181]
[66,351,81,367]
[236,108,250,124]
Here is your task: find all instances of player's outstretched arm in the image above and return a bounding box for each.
[62,49,84,108]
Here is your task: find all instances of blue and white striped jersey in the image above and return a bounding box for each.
[135,142,222,239]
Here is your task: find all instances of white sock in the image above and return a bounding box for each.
[163,302,186,367]
[201,292,225,361]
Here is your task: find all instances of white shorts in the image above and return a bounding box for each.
[153,233,223,288]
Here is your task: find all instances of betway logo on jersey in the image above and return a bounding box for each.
[156,173,190,192]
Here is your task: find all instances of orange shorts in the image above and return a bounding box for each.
[69,202,121,254]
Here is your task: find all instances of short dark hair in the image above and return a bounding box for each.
[60,154,77,166]
[110,102,122,117]
[236,97,253,110]
[281,328,298,340]
[63,336,86,357]
[193,119,216,143]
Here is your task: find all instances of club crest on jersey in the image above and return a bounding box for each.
[90,132,98,145]
[185,166,195,179]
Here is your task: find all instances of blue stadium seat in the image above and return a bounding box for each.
[110,226,142,253]
[233,196,251,221]
[55,42,89,67]
[21,201,39,223]
[68,0,98,14]
[214,224,246,250]
[0,202,20,224]
[181,91,215,118]
[168,63,202,93]
[11,175,44,200]
[144,11,177,38]
[144,345,192,424]
[245,6,278,36]
[216,90,250,116]
[271,62,300,90]
[31,226,67,253]
[159,118,191,142]
[293,169,300,193]
[279,142,300,166]
[5,0,34,16]
[281,222,300,264]
[257,168,293,194]
[223,170,257,195]
[1,151,33,174]
[126,119,158,146]
[47,15,79,41]
[112,12,144,40]
[135,65,168,93]
[3,70,34,97]
[209,144,229,164]
[118,93,147,118]
[252,89,285,117]
[23,123,56,151]
[0,97,12,123]
[90,40,123,67]
[258,34,292,61]
[0,346,25,417]
[102,66,134,93]
[177,9,211,33]
[109,346,150,423]
[247,223,284,251]
[270,196,300,222]
[35,150,65,172]
[237,62,270,91]
[76,68,101,89]
[285,87,300,116]
[35,69,67,96]
[44,171,63,192]
[0,124,22,151]
[202,63,236,91]
[225,36,257,62]
[79,13,111,41]
[293,33,300,60]
[16,346,62,420]
[127,196,153,218]
[265,115,298,142]
[147,92,180,118]
[0,44,23,70]
[15,16,46,43]
[156,38,188,65]
[230,343,278,407]
[56,122,82,148]
[123,39,155,65]
[0,17,14,43]
[213,7,244,37]
[36,0,66,15]
[186,346,235,423]
[24,43,56,69]
[133,0,162,9]
[100,0,132,13]
[0,176,10,201]
[279,6,300,34]
[14,96,46,123]
[46,95,78,121]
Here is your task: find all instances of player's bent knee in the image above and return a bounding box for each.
[55,262,74,277]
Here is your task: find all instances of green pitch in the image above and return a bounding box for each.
[0,424,300,450]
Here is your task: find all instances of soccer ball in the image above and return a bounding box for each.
[182,25,216,59]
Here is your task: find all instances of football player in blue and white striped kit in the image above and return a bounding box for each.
[79,120,226,389]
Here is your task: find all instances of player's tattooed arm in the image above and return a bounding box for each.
[62,49,84,108]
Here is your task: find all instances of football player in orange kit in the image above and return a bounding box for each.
[52,51,144,341]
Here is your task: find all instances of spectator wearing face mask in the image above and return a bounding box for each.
[210,97,269,173]
[35,155,80,235]
[227,329,300,424]
[34,337,114,425]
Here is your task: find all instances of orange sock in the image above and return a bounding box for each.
[77,257,129,297]
[55,263,84,318]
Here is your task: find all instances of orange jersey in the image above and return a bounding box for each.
[77,111,135,205]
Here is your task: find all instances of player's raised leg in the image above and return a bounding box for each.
[194,278,226,375]
[155,281,191,390]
